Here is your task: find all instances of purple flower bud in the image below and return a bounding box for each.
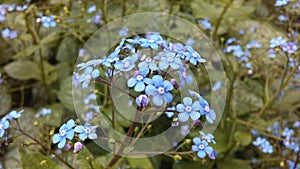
[170,79,179,89]
[65,144,71,151]
[73,142,83,153]
[193,119,202,126]
[136,94,149,107]
[208,150,217,159]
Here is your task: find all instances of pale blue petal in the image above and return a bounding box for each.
[52,134,61,143]
[186,75,193,84]
[66,130,74,140]
[88,133,97,139]
[0,130,4,137]
[74,126,85,133]
[176,104,185,112]
[190,111,200,120]
[145,85,156,95]
[163,92,173,103]
[143,78,152,84]
[192,101,200,111]
[163,81,173,91]
[134,82,145,92]
[206,115,213,124]
[92,69,100,78]
[178,113,189,122]
[193,137,201,144]
[58,138,66,148]
[210,109,216,120]
[3,120,9,129]
[153,95,163,106]
[127,78,137,87]
[149,62,158,70]
[79,133,88,141]
[205,146,213,154]
[152,75,163,84]
[159,61,169,70]
[192,145,199,151]
[66,119,75,129]
[197,151,206,158]
[150,43,158,50]
[170,62,180,70]
[183,97,192,106]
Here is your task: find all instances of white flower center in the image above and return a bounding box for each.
[157,87,165,94]
[204,106,210,112]
[124,62,130,68]
[149,39,155,43]
[0,124,3,130]
[185,106,192,112]
[192,52,198,58]
[167,57,174,62]
[85,128,91,134]
[60,130,66,136]
[136,75,144,81]
[145,57,152,62]
[198,144,205,150]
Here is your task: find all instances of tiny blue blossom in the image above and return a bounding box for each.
[192,137,214,158]
[93,11,102,24]
[52,119,76,148]
[41,15,57,28]
[197,18,213,30]
[200,131,216,144]
[5,110,24,120]
[183,46,206,65]
[145,75,174,106]
[79,67,100,88]
[118,27,129,36]
[212,81,222,91]
[246,40,262,49]
[36,108,52,118]
[0,118,9,138]
[179,67,193,88]
[282,42,298,54]
[127,69,152,92]
[278,14,287,21]
[157,52,182,70]
[270,36,286,48]
[87,5,96,13]
[138,55,158,71]
[114,53,138,71]
[252,137,273,154]
[139,33,165,50]
[198,96,216,123]
[275,0,290,6]
[1,28,17,39]
[74,124,97,141]
[176,97,200,122]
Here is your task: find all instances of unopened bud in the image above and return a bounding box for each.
[73,142,83,153]
[136,94,149,108]
[174,155,182,161]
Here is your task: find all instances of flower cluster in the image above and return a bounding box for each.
[36,14,57,28]
[0,110,23,138]
[0,3,27,22]
[269,36,298,56]
[252,137,273,154]
[192,132,217,159]
[52,119,98,150]
[1,28,17,39]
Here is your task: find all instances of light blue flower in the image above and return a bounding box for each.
[252,137,273,154]
[275,0,290,6]
[138,55,158,71]
[0,118,9,138]
[118,27,129,36]
[282,42,298,54]
[270,36,286,48]
[87,5,96,13]
[72,72,81,87]
[74,124,97,141]
[192,137,213,158]
[212,81,222,91]
[79,67,100,88]
[36,108,52,118]
[246,40,262,49]
[183,46,206,65]
[0,73,3,84]
[52,119,76,148]
[145,75,174,106]
[199,131,216,144]
[1,28,17,39]
[114,53,138,71]
[197,18,213,30]
[199,96,216,123]
[93,11,102,24]
[157,52,182,70]
[127,69,152,92]
[225,38,236,45]
[176,97,200,122]
[278,14,287,21]
[139,33,165,50]
[41,15,56,28]
[5,110,24,120]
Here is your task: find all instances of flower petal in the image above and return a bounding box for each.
[74,126,85,133]
[127,78,137,87]
[52,134,61,144]
[190,111,200,120]
[58,138,66,148]
[134,82,145,92]
[145,85,156,95]
[153,95,163,106]
[197,150,206,158]
[183,97,193,106]
[178,112,189,122]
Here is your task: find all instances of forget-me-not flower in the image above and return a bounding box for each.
[176,97,200,122]
[74,124,97,141]
[192,137,214,158]
[114,53,138,71]
[0,118,9,138]
[127,69,152,92]
[52,119,76,148]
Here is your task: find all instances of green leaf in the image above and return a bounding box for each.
[218,158,252,169]
[57,77,75,111]
[19,148,63,169]
[0,86,12,115]
[4,60,40,80]
[234,131,252,146]
[56,37,77,62]
[127,157,153,169]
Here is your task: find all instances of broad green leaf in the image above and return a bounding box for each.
[4,60,40,80]
[234,131,252,146]
[0,86,12,115]
[19,148,63,169]
[57,77,75,111]
[218,158,252,169]
[56,37,77,62]
[127,157,153,169]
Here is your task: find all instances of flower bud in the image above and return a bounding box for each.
[65,144,72,151]
[73,142,83,153]
[170,79,179,89]
[136,94,149,108]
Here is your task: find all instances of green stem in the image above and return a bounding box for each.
[212,0,232,41]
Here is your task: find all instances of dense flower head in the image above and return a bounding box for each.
[52,119,76,148]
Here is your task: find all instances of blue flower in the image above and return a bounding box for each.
[136,94,149,107]
[225,38,236,45]
[252,137,273,154]
[52,119,76,148]
[157,52,182,70]
[114,53,138,71]
[127,69,152,92]
[192,137,213,158]
[270,36,286,48]
[282,127,294,139]
[126,36,141,45]
[87,5,96,13]
[138,55,158,71]
[179,67,193,88]
[275,0,290,6]
[41,15,57,28]
[183,46,206,65]
[212,81,222,91]
[197,18,213,30]
[1,28,17,39]
[139,33,165,50]
[36,108,52,118]
[93,11,102,24]
[119,27,129,36]
[282,42,298,54]
[199,131,216,144]
[176,97,200,122]
[186,38,195,46]
[5,110,24,120]
[74,124,97,141]
[246,40,262,49]
[198,96,216,123]
[79,67,100,88]
[72,72,81,87]
[0,73,3,84]
[145,75,174,106]
[278,14,287,21]
[0,118,9,138]
[84,93,97,105]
